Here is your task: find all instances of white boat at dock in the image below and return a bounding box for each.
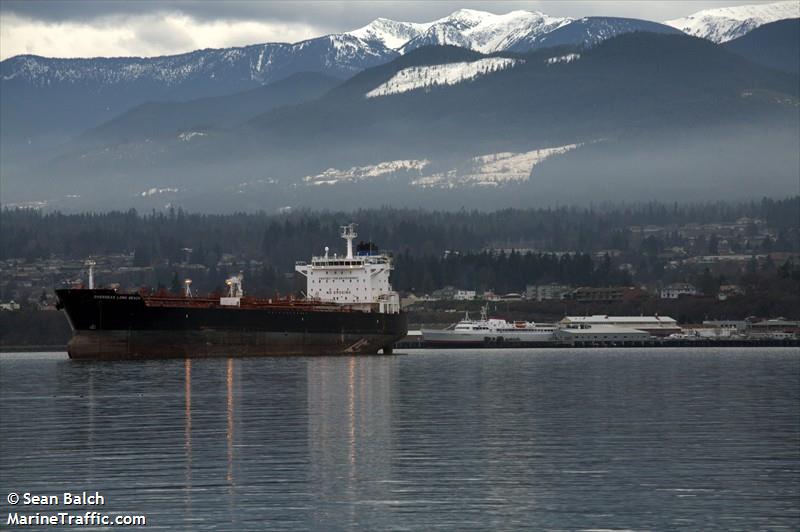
[421,306,556,347]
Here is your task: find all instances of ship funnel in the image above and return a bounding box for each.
[341,223,357,259]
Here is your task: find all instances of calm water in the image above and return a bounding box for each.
[1,348,798,530]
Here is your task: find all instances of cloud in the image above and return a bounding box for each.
[0,12,333,59]
[2,0,777,26]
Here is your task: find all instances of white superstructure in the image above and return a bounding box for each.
[554,324,652,345]
[422,306,557,345]
[295,223,400,313]
[560,315,681,336]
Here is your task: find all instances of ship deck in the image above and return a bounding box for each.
[142,295,360,312]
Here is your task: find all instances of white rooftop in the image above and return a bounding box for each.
[558,325,651,336]
[562,315,678,325]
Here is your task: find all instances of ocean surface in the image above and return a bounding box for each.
[1,348,798,531]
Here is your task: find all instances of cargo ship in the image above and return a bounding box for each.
[56,224,407,360]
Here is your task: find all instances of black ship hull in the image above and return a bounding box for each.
[56,289,407,360]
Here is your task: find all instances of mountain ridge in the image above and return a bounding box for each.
[0,34,397,150]
[2,4,799,212]
[724,18,800,74]
[79,71,343,145]
[665,0,799,42]
[10,33,795,212]
[4,3,796,152]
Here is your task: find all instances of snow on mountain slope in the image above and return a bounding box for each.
[1,6,696,92]
[518,16,681,52]
[361,8,680,54]
[400,23,474,52]
[412,144,581,188]
[347,18,432,49]
[303,159,430,185]
[400,9,572,53]
[366,57,520,98]
[665,1,799,42]
[463,10,572,53]
[299,144,581,189]
[1,34,393,89]
[546,53,581,65]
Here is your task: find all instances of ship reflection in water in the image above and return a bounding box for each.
[173,353,397,530]
[1,349,798,530]
[307,356,394,528]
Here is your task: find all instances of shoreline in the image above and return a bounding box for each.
[2,339,798,354]
[396,340,800,349]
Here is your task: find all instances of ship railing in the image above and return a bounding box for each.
[141,294,359,312]
[306,255,390,265]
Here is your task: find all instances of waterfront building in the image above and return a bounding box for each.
[702,320,749,333]
[567,286,647,303]
[0,300,21,311]
[453,290,476,301]
[717,284,744,300]
[660,283,698,299]
[482,290,502,301]
[749,319,800,336]
[525,284,571,301]
[431,286,457,300]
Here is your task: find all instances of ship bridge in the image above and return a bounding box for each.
[295,223,400,313]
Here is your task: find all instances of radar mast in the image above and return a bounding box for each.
[341,223,357,259]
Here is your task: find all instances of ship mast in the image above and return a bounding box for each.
[226,274,244,298]
[86,260,96,289]
[341,223,357,259]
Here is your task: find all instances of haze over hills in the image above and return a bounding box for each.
[1,3,798,212]
[80,72,342,146]
[6,32,797,212]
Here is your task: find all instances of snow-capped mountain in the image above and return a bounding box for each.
[0,33,397,148]
[348,9,681,54]
[465,11,573,53]
[398,9,573,53]
[665,0,799,42]
[0,7,685,102]
[5,30,798,211]
[509,16,681,52]
[401,23,474,53]
[1,34,394,91]
[2,3,793,156]
[347,18,432,49]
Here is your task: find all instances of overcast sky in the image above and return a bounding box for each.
[0,0,782,60]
